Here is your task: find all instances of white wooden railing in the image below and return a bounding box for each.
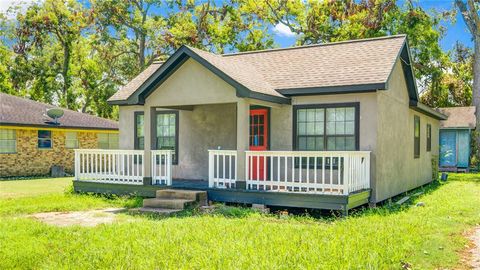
[151,150,173,185]
[208,150,237,188]
[74,149,145,185]
[245,151,370,195]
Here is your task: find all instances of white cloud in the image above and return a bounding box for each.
[273,23,296,38]
[0,0,40,17]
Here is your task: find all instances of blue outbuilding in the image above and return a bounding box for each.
[438,107,476,172]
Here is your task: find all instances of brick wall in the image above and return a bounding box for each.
[0,128,110,177]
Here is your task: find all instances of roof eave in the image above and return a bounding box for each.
[409,100,448,120]
[277,83,386,96]
[0,122,119,130]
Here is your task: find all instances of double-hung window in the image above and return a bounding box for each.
[38,130,52,149]
[135,112,144,150]
[98,133,119,149]
[414,116,420,158]
[294,103,359,151]
[65,132,78,149]
[0,129,16,153]
[426,124,431,152]
[156,111,178,164]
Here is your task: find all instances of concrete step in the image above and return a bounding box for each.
[156,189,207,203]
[130,207,181,215]
[143,198,195,209]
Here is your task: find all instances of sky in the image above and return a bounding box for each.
[0,0,474,52]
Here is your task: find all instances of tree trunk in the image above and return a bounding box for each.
[62,44,71,109]
[474,35,480,166]
[139,34,146,69]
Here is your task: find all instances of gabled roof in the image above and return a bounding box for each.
[437,106,476,129]
[108,35,416,105]
[0,93,118,130]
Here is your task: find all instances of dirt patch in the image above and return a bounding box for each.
[30,208,125,227]
[462,226,480,269]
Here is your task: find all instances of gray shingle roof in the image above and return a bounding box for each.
[108,35,407,103]
[438,106,476,129]
[0,93,118,130]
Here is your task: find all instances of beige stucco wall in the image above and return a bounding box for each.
[375,60,440,202]
[0,127,113,177]
[119,105,144,150]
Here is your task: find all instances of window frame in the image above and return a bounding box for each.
[292,103,360,151]
[0,129,17,154]
[426,124,431,152]
[65,131,79,149]
[38,130,53,150]
[134,111,145,150]
[155,110,179,165]
[414,115,420,158]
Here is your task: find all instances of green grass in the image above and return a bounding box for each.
[0,177,72,198]
[0,174,479,269]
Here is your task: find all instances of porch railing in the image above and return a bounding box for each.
[151,150,173,185]
[74,149,145,185]
[208,150,237,188]
[245,151,370,195]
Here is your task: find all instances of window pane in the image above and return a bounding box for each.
[298,109,306,122]
[298,122,306,135]
[345,107,355,121]
[307,110,315,122]
[326,108,335,121]
[306,122,315,135]
[38,139,52,148]
[0,129,15,140]
[0,140,15,153]
[327,137,336,150]
[326,122,335,135]
[136,114,144,137]
[315,136,324,150]
[298,137,307,150]
[315,109,324,121]
[345,121,355,135]
[38,130,51,139]
[306,137,315,150]
[345,136,355,150]
[314,123,324,135]
[336,137,346,150]
[335,122,345,134]
[335,108,345,121]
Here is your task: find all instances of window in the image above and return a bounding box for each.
[156,111,178,164]
[426,124,431,152]
[0,129,16,153]
[97,133,119,149]
[414,116,420,158]
[294,103,358,151]
[65,132,78,149]
[135,112,144,150]
[38,130,52,149]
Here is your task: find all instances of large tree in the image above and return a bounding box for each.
[455,0,480,164]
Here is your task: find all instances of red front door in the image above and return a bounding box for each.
[249,108,268,180]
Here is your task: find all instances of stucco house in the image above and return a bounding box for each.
[0,93,118,177]
[73,35,447,213]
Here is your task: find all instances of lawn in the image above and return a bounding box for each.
[0,177,72,198]
[0,174,479,269]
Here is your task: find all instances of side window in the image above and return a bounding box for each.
[98,133,119,149]
[135,112,144,150]
[426,124,431,152]
[65,132,78,149]
[38,130,53,149]
[0,129,16,153]
[156,111,178,164]
[414,116,420,158]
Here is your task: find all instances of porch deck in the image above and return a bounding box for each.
[73,178,370,213]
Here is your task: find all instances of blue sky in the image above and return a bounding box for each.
[0,0,473,52]
[273,0,473,51]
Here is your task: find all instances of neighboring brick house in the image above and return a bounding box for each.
[0,93,118,177]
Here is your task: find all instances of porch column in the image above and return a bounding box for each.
[236,99,250,181]
[142,106,156,185]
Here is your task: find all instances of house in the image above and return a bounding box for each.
[437,106,476,172]
[72,35,447,213]
[0,93,118,177]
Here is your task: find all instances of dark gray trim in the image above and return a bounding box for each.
[277,83,385,96]
[154,110,179,165]
[426,124,432,152]
[134,111,144,150]
[292,102,360,151]
[109,46,291,106]
[409,100,447,120]
[0,122,118,131]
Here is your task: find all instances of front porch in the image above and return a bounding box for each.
[73,149,371,212]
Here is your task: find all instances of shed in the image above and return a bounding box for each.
[437,107,476,171]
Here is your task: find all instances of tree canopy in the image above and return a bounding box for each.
[0,0,472,119]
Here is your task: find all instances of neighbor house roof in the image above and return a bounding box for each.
[0,93,118,130]
[437,106,476,129]
[107,34,445,119]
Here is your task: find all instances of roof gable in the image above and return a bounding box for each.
[108,35,420,105]
[438,107,476,128]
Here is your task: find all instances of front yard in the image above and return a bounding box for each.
[0,174,479,269]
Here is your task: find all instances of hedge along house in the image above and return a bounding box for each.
[0,93,118,177]
[437,106,476,172]
[73,35,447,213]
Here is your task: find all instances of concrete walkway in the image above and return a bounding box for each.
[30,208,125,227]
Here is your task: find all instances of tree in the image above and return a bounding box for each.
[455,0,480,164]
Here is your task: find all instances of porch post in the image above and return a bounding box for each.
[236,99,250,182]
[142,106,156,185]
